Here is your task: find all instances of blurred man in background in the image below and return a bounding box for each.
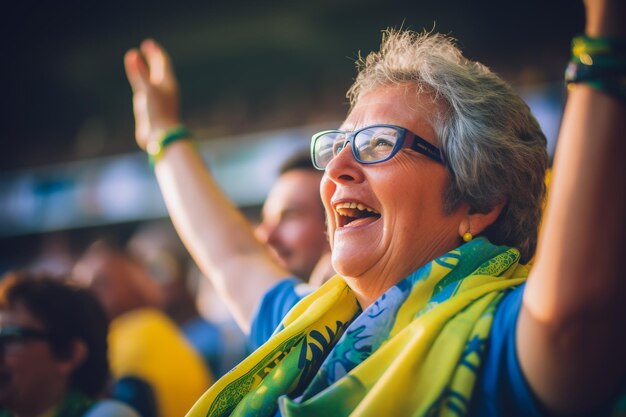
[72,241,212,417]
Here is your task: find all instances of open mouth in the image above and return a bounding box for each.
[335,202,381,228]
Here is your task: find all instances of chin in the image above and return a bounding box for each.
[331,247,371,279]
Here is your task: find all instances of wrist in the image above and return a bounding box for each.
[565,35,626,102]
[145,121,183,146]
[146,125,193,168]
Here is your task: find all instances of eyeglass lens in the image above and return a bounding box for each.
[315,126,401,168]
[353,126,399,163]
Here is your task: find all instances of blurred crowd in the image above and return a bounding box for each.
[0,146,330,417]
[0,219,247,417]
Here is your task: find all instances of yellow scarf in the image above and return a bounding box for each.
[187,238,528,416]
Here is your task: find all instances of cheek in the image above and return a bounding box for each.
[288,221,321,247]
[320,178,336,229]
[380,174,448,233]
[320,177,334,206]
[8,346,57,377]
[278,225,302,248]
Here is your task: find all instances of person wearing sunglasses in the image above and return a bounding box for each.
[0,272,140,417]
[126,0,626,415]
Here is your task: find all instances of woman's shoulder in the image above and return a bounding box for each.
[83,399,141,417]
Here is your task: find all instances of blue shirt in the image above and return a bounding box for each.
[250,278,312,350]
[469,283,542,417]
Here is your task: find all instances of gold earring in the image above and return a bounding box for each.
[462,232,473,242]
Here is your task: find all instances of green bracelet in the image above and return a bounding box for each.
[571,35,626,66]
[566,35,626,102]
[147,126,192,168]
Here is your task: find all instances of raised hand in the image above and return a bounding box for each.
[124,39,182,150]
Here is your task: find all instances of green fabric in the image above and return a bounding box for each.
[0,390,95,417]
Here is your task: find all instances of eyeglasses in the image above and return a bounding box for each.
[311,124,444,170]
[0,325,51,345]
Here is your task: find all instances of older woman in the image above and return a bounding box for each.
[124,0,625,415]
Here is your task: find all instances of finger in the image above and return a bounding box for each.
[124,49,149,92]
[140,38,178,91]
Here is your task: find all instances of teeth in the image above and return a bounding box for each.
[335,202,379,214]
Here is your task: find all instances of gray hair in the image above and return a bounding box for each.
[348,30,548,262]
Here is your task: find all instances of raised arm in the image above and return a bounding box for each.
[519,0,626,413]
[124,39,288,332]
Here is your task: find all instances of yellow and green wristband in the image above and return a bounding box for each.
[146,126,192,168]
[565,35,626,101]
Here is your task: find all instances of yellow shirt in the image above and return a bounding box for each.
[109,308,213,417]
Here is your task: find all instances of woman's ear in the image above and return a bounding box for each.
[458,201,506,239]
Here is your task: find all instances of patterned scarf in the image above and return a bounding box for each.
[187,238,528,416]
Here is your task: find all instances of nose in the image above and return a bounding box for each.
[254,222,270,244]
[256,220,283,250]
[334,136,352,157]
[255,221,285,268]
[325,140,364,183]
